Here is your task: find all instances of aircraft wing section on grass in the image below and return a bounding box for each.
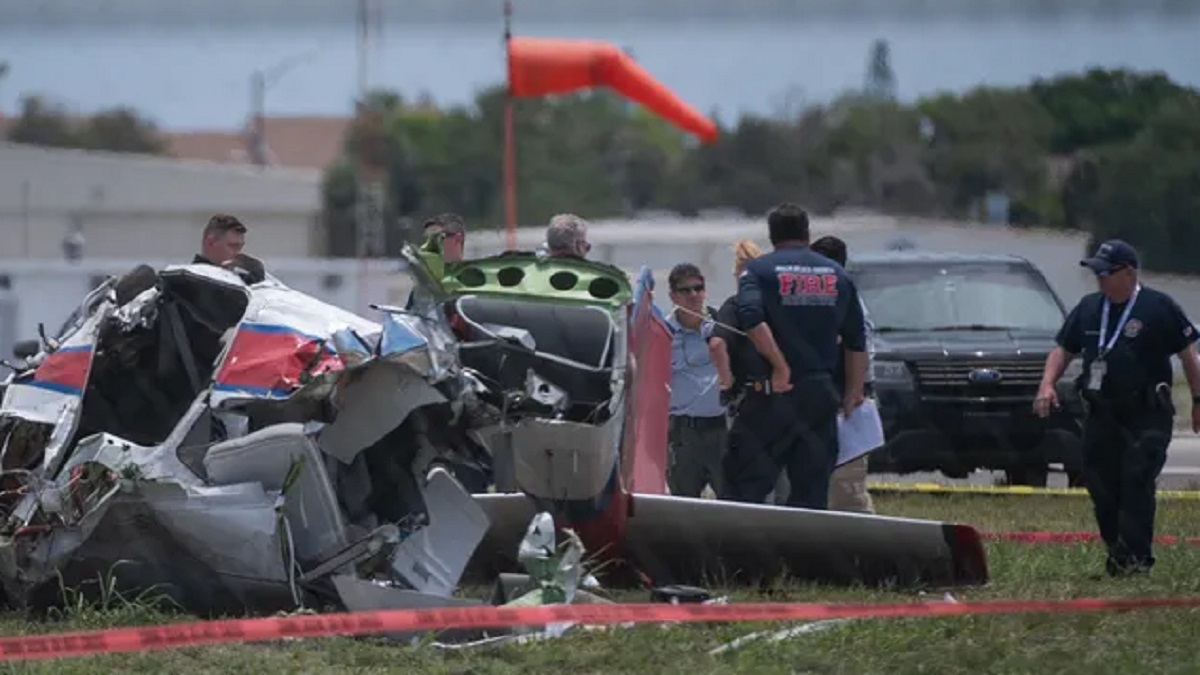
[463,492,988,589]
[623,494,989,588]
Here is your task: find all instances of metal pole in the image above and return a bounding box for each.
[355,0,370,260]
[357,0,369,106]
[249,71,266,166]
[20,180,30,258]
[503,0,517,251]
[247,51,318,168]
[355,0,370,314]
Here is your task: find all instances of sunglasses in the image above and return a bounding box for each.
[1097,265,1127,278]
[673,284,705,294]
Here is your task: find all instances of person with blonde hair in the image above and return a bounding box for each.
[709,238,784,502]
[711,238,764,392]
[732,238,763,276]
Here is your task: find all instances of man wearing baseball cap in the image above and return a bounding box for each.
[1035,238,1200,577]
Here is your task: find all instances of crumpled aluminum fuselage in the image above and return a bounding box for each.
[0,260,492,616]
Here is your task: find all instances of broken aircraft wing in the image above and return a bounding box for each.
[465,492,988,589]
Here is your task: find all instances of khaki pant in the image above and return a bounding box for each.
[828,455,875,513]
[768,456,875,513]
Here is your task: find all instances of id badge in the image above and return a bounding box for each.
[1087,360,1107,391]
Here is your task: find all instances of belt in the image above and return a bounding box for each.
[1082,382,1171,413]
[745,380,773,395]
[670,414,727,430]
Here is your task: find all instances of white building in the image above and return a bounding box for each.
[0,141,326,261]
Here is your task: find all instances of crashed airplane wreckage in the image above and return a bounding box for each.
[0,257,499,617]
[0,245,988,619]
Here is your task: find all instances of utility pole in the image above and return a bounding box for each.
[502,0,517,250]
[247,50,319,167]
[248,71,268,166]
[354,0,386,262]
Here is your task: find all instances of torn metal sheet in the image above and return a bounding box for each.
[0,254,501,620]
[331,574,485,645]
[318,363,448,466]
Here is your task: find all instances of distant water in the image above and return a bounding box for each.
[3,14,1199,129]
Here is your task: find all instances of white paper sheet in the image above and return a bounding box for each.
[836,398,884,467]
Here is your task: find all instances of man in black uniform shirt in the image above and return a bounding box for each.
[194,214,248,266]
[1035,239,1200,576]
[725,204,869,509]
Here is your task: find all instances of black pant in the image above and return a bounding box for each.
[720,377,840,509]
[1080,401,1172,572]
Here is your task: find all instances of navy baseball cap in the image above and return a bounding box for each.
[1080,239,1139,274]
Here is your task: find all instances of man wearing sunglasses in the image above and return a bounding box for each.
[665,263,727,498]
[1035,238,1200,577]
[421,212,467,262]
[413,212,490,493]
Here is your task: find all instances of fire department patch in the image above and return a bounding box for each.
[1124,318,1143,338]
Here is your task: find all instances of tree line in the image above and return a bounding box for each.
[5,62,1199,275]
[322,67,1200,274]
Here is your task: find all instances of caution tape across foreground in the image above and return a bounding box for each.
[3,597,1200,661]
[868,482,1200,500]
[982,531,1200,546]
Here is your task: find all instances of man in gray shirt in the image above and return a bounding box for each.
[665,263,728,498]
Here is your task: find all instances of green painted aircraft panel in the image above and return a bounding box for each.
[411,233,633,309]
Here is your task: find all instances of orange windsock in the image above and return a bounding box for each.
[507,36,719,143]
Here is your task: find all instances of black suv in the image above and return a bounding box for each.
[847,252,1085,487]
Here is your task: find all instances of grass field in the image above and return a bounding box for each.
[0,359,1192,671]
[1,494,1199,674]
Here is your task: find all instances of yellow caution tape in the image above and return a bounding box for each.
[868,482,1200,500]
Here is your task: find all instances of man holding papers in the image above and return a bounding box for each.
[811,236,880,514]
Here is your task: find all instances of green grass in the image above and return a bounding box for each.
[3,494,1200,674]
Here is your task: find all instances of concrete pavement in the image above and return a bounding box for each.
[873,433,1200,491]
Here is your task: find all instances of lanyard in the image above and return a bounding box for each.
[1098,284,1141,357]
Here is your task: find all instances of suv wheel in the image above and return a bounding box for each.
[1003,464,1049,487]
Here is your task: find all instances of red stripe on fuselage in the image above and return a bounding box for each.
[214,325,343,395]
[31,347,91,394]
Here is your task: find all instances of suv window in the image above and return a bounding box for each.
[851,261,1065,333]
